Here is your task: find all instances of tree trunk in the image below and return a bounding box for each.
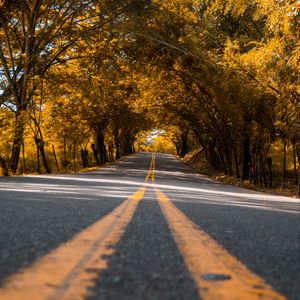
[108,144,114,161]
[113,129,121,160]
[207,140,221,171]
[81,148,89,168]
[233,146,240,179]
[91,144,100,165]
[217,147,227,174]
[179,130,189,158]
[36,142,40,174]
[10,114,24,174]
[293,145,298,185]
[22,138,26,174]
[224,147,233,176]
[260,153,267,188]
[84,149,89,167]
[252,152,258,186]
[52,145,59,172]
[63,137,67,168]
[40,144,51,174]
[123,134,134,156]
[267,157,272,188]
[73,139,76,172]
[35,137,51,174]
[282,140,287,189]
[249,161,254,184]
[214,135,228,174]
[96,132,108,164]
[115,144,120,159]
[81,149,86,168]
[0,155,9,176]
[241,135,250,180]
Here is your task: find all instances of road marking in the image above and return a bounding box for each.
[0,187,145,300]
[151,154,155,182]
[155,188,286,300]
[1,153,288,300]
[145,153,155,182]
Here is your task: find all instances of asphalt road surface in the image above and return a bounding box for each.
[0,152,299,300]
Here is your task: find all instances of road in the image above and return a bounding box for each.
[0,152,299,300]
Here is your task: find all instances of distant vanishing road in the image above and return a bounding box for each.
[0,152,299,300]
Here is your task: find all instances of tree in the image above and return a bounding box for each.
[0,0,106,173]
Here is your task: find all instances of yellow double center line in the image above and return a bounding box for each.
[0,154,286,300]
[145,153,155,183]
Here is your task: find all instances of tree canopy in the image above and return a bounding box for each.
[0,0,299,193]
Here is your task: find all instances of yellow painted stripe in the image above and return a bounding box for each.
[145,154,154,182]
[151,154,155,182]
[155,188,286,300]
[0,186,145,300]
